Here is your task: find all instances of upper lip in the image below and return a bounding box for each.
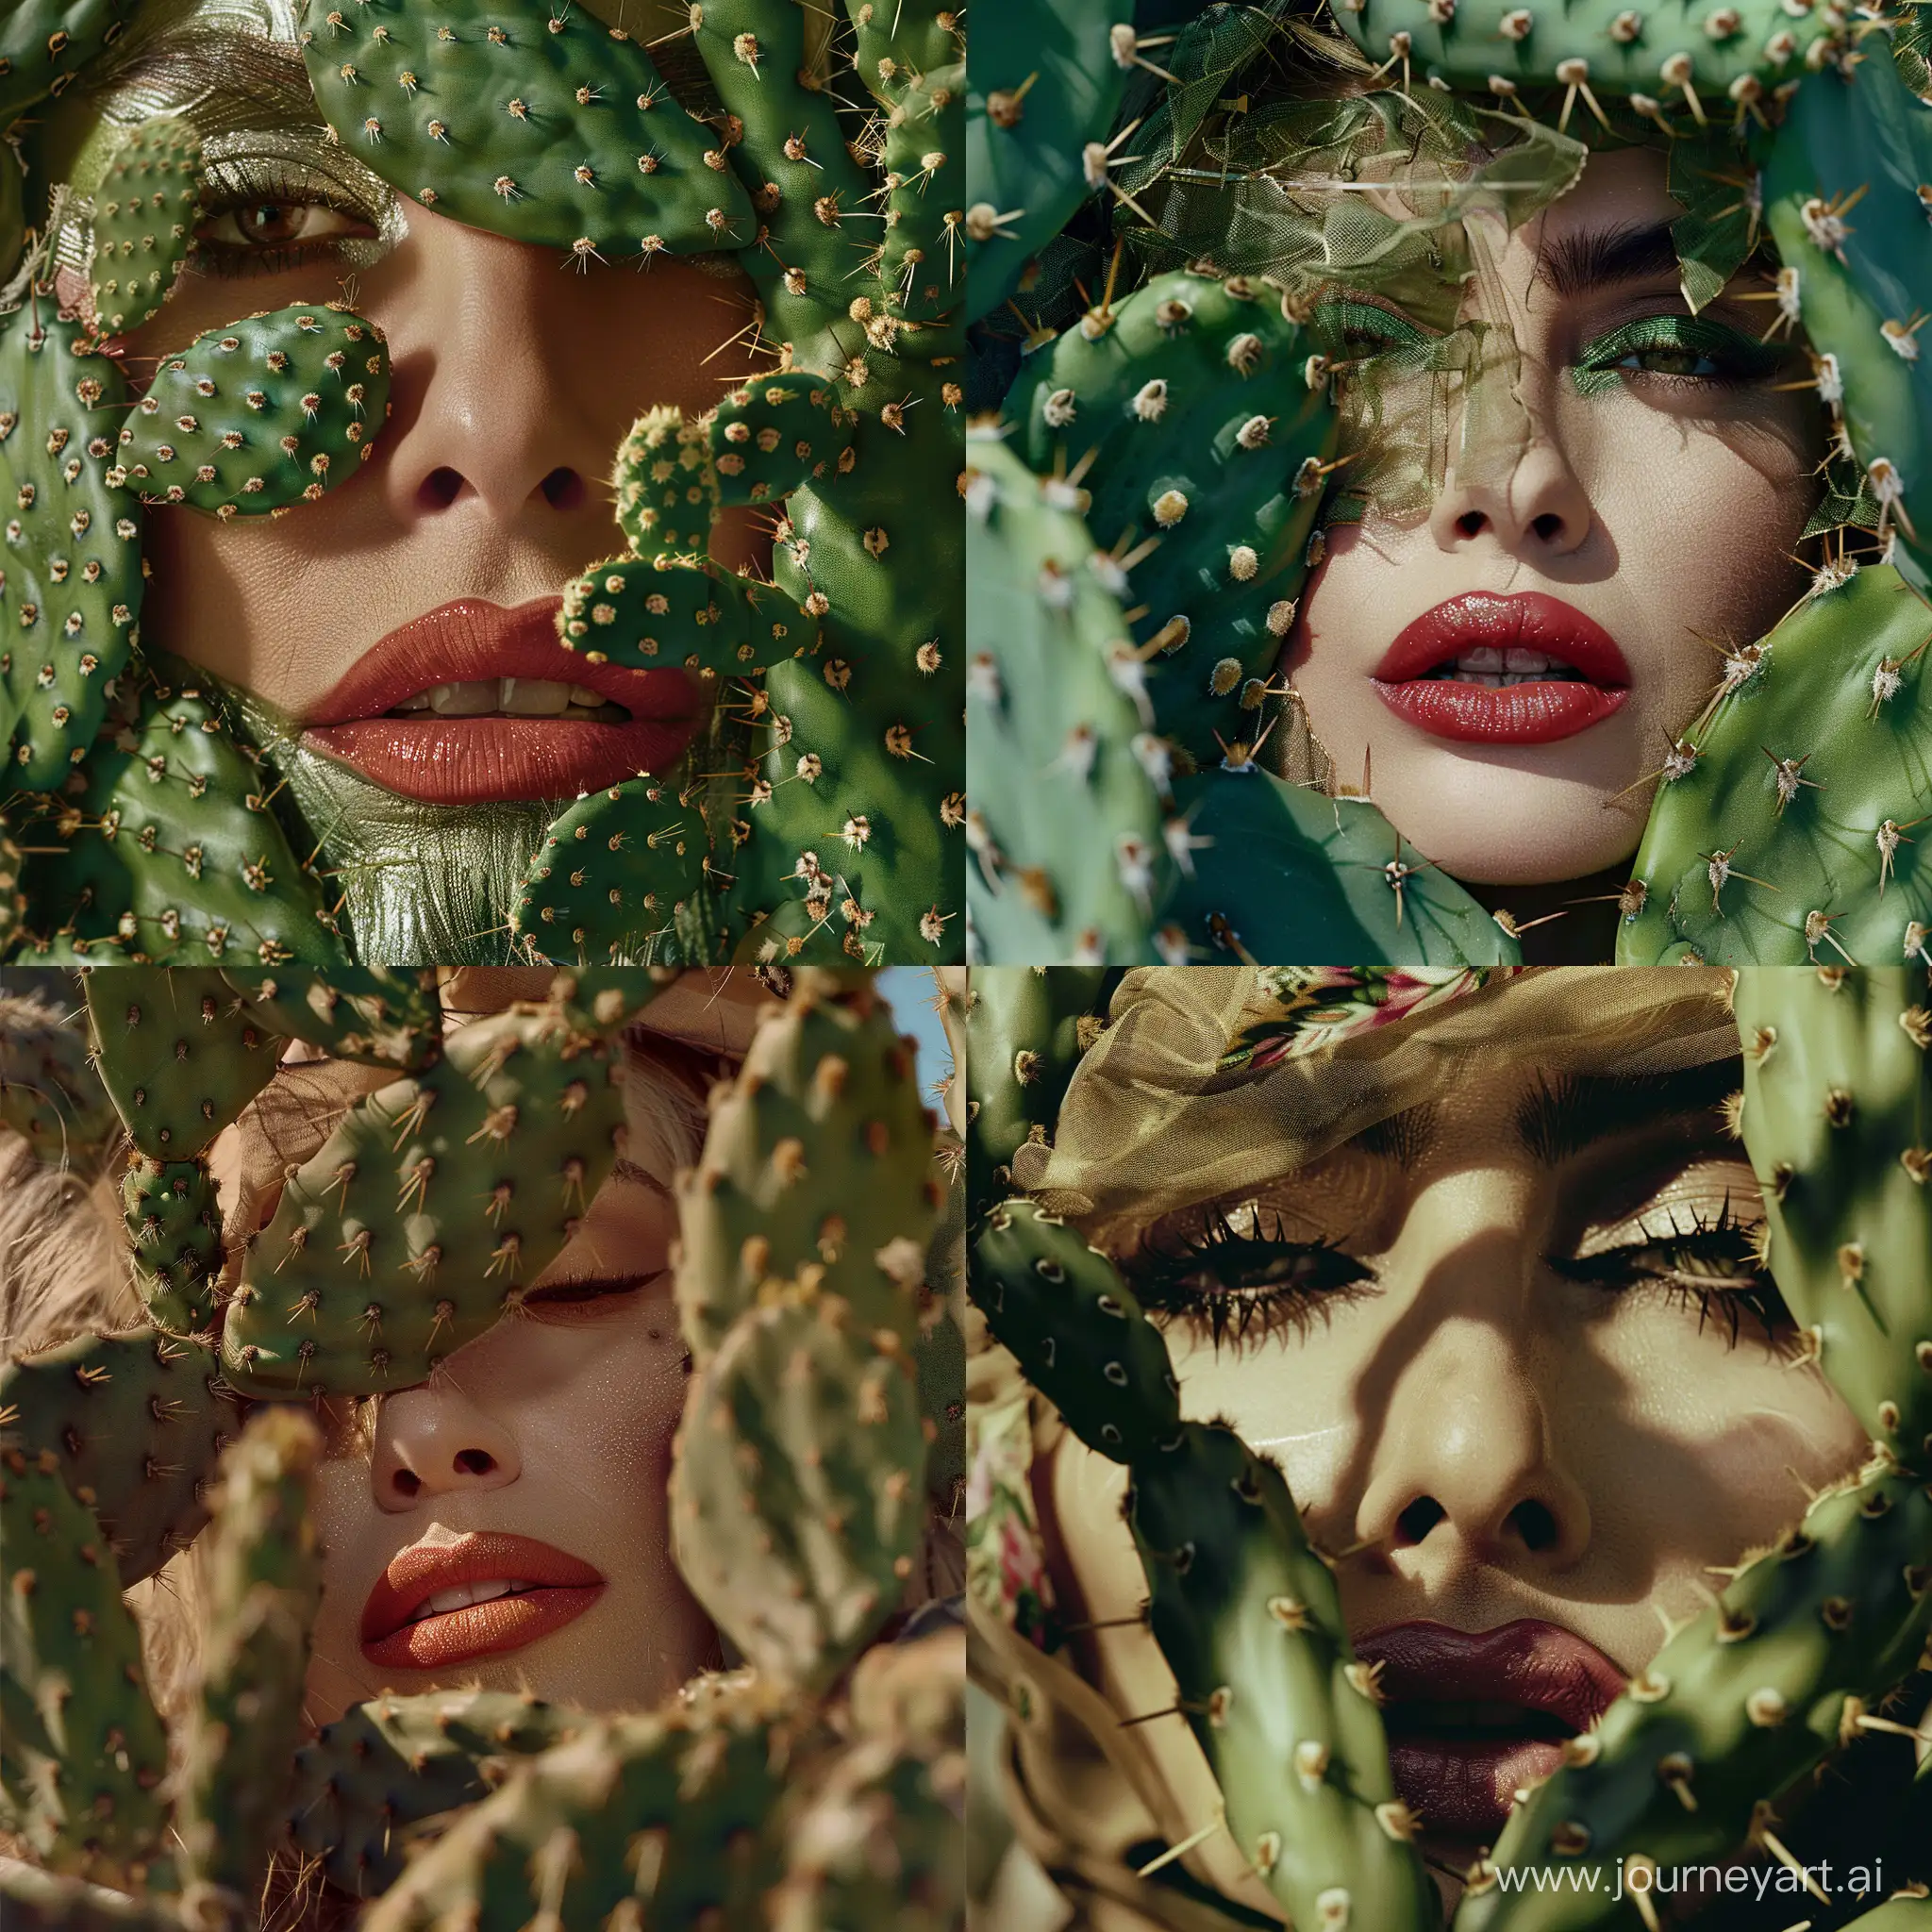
[358,1530,605,1649]
[1354,1618,1626,1735]
[1374,591,1632,687]
[305,596,700,726]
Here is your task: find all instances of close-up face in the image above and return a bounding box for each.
[205,1006,722,1730]
[68,9,760,810]
[1287,145,1827,889]
[1040,1007,1869,1904]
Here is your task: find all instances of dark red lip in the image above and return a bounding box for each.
[1355,1619,1627,1840]
[1373,591,1631,745]
[359,1530,606,1673]
[303,596,703,804]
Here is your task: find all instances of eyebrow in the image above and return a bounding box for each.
[1533,220,1685,301]
[611,1158,675,1199]
[1511,1058,1745,1167]
[1352,1057,1743,1173]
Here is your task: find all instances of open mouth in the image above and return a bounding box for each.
[1356,1619,1625,1841]
[303,596,702,804]
[1372,591,1631,746]
[359,1530,607,1672]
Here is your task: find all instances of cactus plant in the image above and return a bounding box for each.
[2,0,965,969]
[967,960,1932,1932]
[966,0,1932,968]
[1,963,961,1928]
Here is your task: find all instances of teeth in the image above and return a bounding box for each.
[426,679,498,717]
[1456,645,1505,673]
[389,680,620,719]
[499,677,572,717]
[408,1577,535,1624]
[1504,647,1551,674]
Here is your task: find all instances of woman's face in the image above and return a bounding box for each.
[88,29,763,807]
[1043,1033,1869,1899]
[1288,146,1825,887]
[280,1052,716,1727]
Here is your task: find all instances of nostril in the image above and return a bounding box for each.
[391,1468,421,1499]
[1509,1498,1559,1552]
[452,1448,496,1477]
[540,466,585,510]
[1393,1495,1446,1547]
[1456,510,1487,539]
[419,465,464,510]
[1530,511,1564,542]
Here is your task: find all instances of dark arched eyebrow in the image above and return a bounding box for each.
[1533,220,1684,301]
[1513,1058,1746,1167]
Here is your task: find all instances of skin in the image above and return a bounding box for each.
[206,987,723,1730]
[1287,146,1826,905]
[1039,1016,1869,1915]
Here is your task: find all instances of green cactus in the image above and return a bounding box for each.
[0,1450,172,1885]
[0,1328,240,1586]
[11,658,346,966]
[1329,0,1844,114]
[290,1690,587,1897]
[86,117,199,339]
[213,965,442,1071]
[1007,268,1340,767]
[673,970,941,1362]
[171,1407,323,1921]
[297,0,757,259]
[965,0,1135,325]
[1761,41,1932,604]
[220,1000,633,1397]
[1618,564,1932,967]
[116,303,392,519]
[0,308,144,793]
[966,428,1182,962]
[0,2,135,127]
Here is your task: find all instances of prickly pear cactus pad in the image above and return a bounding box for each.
[297,0,757,257]
[965,0,1932,967]
[0,0,965,970]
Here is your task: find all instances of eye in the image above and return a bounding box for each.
[1552,1202,1791,1341]
[1118,1203,1376,1355]
[1610,344,1723,379]
[521,1270,667,1319]
[193,199,375,253]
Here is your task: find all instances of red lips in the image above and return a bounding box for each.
[359,1530,606,1673]
[303,596,703,804]
[1373,591,1631,745]
[1355,1619,1626,1839]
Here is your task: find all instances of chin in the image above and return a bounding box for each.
[1374,769,1648,887]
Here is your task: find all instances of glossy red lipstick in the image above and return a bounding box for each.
[1374,591,1631,745]
[1355,1620,1626,1839]
[304,597,702,804]
[359,1531,606,1672]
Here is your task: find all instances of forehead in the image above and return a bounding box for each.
[1521,143,1677,255]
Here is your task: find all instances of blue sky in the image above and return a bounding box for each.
[877,967,954,1109]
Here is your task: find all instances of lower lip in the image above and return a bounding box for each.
[1374,676,1627,744]
[302,714,699,805]
[360,1583,606,1671]
[1387,1733,1568,1838]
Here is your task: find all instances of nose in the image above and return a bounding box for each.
[373,208,606,525]
[1353,1213,1591,1574]
[370,1378,523,1508]
[1427,424,1594,561]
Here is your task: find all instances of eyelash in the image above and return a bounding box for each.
[1121,1199,1789,1357]
[522,1270,667,1314]
[185,160,383,280]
